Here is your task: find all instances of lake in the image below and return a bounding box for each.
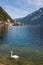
[0,25,43,65]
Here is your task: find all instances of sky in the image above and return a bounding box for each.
[0,0,43,19]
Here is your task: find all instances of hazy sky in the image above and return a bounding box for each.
[0,0,43,19]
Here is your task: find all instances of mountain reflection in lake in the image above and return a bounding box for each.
[0,25,9,39]
[0,25,5,39]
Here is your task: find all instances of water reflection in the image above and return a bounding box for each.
[0,25,43,48]
[0,25,9,40]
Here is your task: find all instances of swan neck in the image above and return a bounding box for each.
[11,51,13,56]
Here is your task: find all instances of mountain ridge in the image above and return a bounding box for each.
[16,7,43,25]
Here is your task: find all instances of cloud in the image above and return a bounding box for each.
[0,0,43,19]
[3,5,29,19]
[23,0,43,7]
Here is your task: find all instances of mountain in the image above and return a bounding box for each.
[16,7,43,25]
[0,7,14,22]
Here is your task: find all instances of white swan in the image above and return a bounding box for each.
[11,51,19,59]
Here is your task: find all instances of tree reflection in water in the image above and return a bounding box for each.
[0,25,9,40]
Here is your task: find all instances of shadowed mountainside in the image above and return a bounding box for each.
[16,7,43,25]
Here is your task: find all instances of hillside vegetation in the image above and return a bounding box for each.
[0,7,14,23]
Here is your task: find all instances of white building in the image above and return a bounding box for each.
[0,18,2,23]
[0,21,1,23]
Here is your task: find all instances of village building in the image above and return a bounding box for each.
[0,18,2,23]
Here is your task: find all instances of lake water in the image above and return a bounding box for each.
[0,25,43,65]
[0,25,43,47]
[0,25,43,52]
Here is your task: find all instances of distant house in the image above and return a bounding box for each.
[0,18,2,23]
[0,21,1,23]
[7,19,10,23]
